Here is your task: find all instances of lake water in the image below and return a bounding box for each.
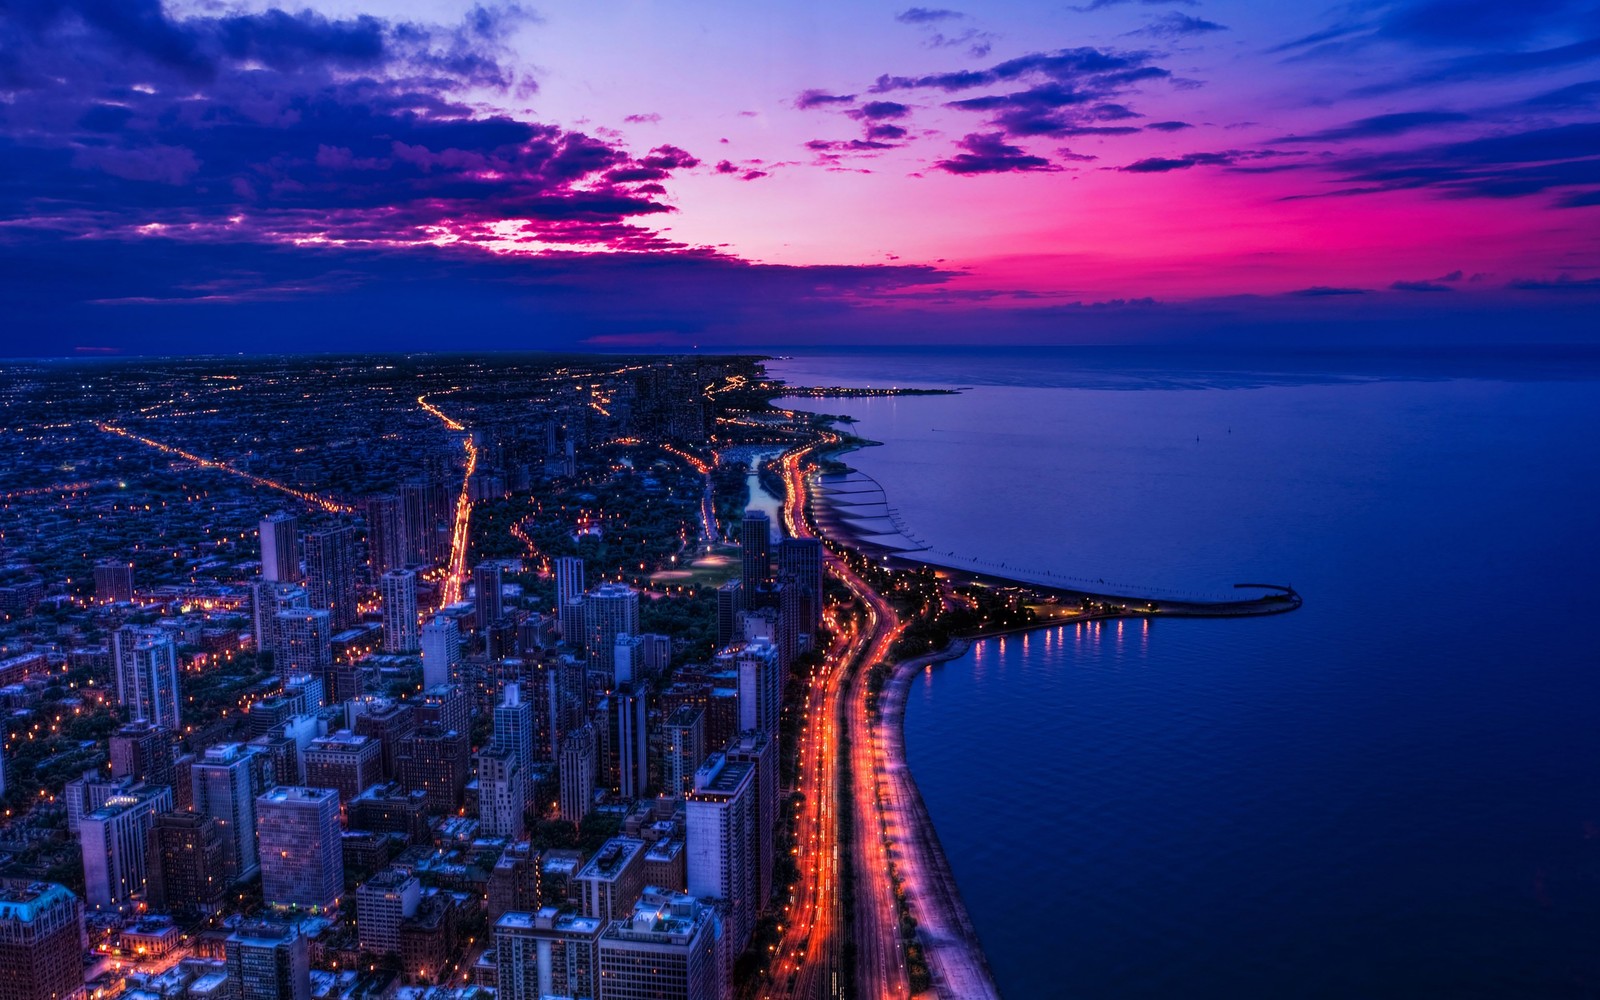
[767,348,1600,999]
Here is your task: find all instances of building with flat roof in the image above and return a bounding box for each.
[0,880,85,1000]
[574,837,648,928]
[493,907,601,1000]
[686,752,756,952]
[225,920,309,1000]
[257,787,343,912]
[356,869,420,957]
[304,731,382,804]
[596,888,719,1000]
[80,783,171,912]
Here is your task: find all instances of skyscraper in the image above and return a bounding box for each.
[474,561,504,630]
[734,638,782,744]
[715,580,742,648]
[614,684,650,800]
[492,684,535,812]
[79,783,172,912]
[146,811,227,916]
[0,880,85,1000]
[304,527,358,629]
[582,583,639,676]
[476,749,524,840]
[109,720,174,789]
[663,706,706,795]
[554,557,584,628]
[190,743,275,883]
[419,616,460,688]
[112,625,181,730]
[365,494,406,577]
[495,908,603,1000]
[740,509,772,596]
[225,921,310,1000]
[725,730,777,914]
[778,536,824,634]
[257,786,343,912]
[596,888,721,1000]
[685,753,756,951]
[273,609,333,683]
[354,869,420,956]
[259,512,300,584]
[559,725,596,824]
[380,569,419,652]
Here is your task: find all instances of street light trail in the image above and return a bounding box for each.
[417,392,476,609]
[96,422,355,514]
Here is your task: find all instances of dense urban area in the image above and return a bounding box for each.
[0,354,1092,1000]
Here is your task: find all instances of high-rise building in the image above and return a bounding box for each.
[596,888,721,1000]
[394,725,467,813]
[559,596,585,650]
[257,787,343,912]
[554,557,584,629]
[225,920,309,1000]
[365,495,406,577]
[685,752,756,951]
[476,749,524,839]
[190,743,275,883]
[487,842,542,921]
[725,730,777,913]
[740,510,772,597]
[582,584,639,676]
[485,617,519,661]
[715,580,742,649]
[614,684,650,800]
[575,837,648,928]
[79,783,172,912]
[778,536,824,635]
[495,908,602,1000]
[473,562,503,631]
[109,720,174,789]
[355,869,420,956]
[94,560,134,603]
[0,880,85,1000]
[734,639,782,744]
[558,725,596,824]
[492,684,535,811]
[259,513,300,584]
[112,625,181,730]
[303,732,382,804]
[304,527,359,630]
[251,582,308,659]
[419,616,460,689]
[146,811,227,916]
[379,569,419,652]
[613,634,643,686]
[349,698,415,780]
[273,609,333,683]
[417,684,469,740]
[663,706,705,796]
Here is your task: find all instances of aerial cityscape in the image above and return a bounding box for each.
[3,1,1600,999]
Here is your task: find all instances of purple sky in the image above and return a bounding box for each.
[2,0,1598,354]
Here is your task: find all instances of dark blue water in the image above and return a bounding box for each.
[768,349,1600,999]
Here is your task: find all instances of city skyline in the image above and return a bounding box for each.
[2,0,1599,354]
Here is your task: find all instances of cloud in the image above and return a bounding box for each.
[1119,151,1239,171]
[623,112,662,124]
[936,132,1060,174]
[866,123,910,140]
[1272,111,1473,143]
[1070,0,1198,11]
[795,89,857,109]
[1507,274,1600,290]
[1132,13,1228,38]
[1145,120,1194,131]
[849,101,913,120]
[1390,279,1455,291]
[896,8,966,23]
[1290,286,1369,296]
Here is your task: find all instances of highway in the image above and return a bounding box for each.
[417,392,477,609]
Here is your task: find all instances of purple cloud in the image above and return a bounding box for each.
[795,89,857,109]
[936,132,1060,174]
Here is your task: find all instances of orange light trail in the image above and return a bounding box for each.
[418,393,475,609]
[96,423,354,514]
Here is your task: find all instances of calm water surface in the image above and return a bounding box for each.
[768,349,1600,999]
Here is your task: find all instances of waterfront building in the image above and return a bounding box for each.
[112,625,181,730]
[380,569,419,652]
[576,837,648,927]
[304,527,359,629]
[420,616,460,688]
[778,536,824,635]
[495,907,602,1000]
[190,743,275,882]
[740,509,772,597]
[257,786,343,912]
[146,811,227,916]
[356,869,420,956]
[725,730,777,912]
[224,920,309,1000]
[79,783,172,912]
[303,731,382,804]
[365,494,406,577]
[559,725,597,824]
[596,888,720,1000]
[582,584,639,676]
[473,561,503,631]
[686,752,756,951]
[259,512,300,583]
[0,880,85,1000]
[733,639,782,744]
[94,560,134,603]
[476,749,523,840]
